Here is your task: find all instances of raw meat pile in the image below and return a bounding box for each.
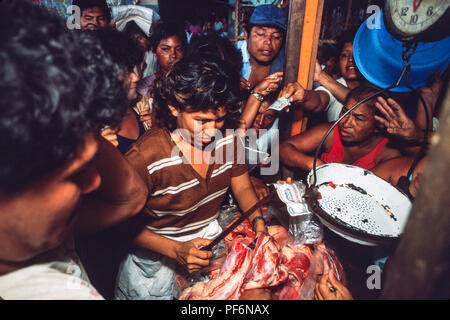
[178,219,345,300]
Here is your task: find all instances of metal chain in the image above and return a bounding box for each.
[401,41,418,67]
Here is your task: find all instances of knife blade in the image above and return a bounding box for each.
[201,186,275,251]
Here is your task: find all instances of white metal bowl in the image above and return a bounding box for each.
[306,163,412,246]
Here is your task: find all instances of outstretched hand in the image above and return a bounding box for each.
[279,82,307,107]
[314,60,323,82]
[315,270,353,300]
[374,96,423,143]
[252,72,284,96]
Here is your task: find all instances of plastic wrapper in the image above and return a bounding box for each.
[273,181,323,246]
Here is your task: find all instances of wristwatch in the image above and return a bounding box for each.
[250,90,264,102]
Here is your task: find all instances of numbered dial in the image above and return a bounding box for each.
[385,0,450,41]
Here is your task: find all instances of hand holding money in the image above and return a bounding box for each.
[267,96,291,112]
[279,82,307,105]
[253,72,283,96]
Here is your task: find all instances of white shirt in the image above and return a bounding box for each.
[214,21,224,32]
[314,77,348,122]
[0,236,103,300]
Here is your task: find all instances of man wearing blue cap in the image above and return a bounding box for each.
[237,4,286,91]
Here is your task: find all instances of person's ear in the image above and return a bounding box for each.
[244,29,249,40]
[168,105,179,117]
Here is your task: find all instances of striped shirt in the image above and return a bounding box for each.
[125,128,248,236]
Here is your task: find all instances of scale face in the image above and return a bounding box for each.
[384,0,450,41]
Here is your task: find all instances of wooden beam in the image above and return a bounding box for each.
[234,0,239,40]
[290,0,324,136]
[284,0,306,84]
[281,0,324,179]
[380,81,450,299]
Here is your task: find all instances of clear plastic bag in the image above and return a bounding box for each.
[273,181,323,246]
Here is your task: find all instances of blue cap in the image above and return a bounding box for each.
[353,10,450,92]
[249,5,287,31]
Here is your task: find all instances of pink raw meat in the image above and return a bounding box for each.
[243,235,289,290]
[273,245,313,300]
[179,239,254,300]
[268,225,289,247]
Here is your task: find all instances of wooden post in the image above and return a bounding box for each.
[287,0,324,136]
[234,0,239,40]
[380,81,450,299]
[281,0,324,179]
[284,0,306,84]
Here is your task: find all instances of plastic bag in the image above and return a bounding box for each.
[297,243,346,300]
[273,181,323,246]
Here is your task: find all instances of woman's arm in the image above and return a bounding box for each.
[414,71,444,131]
[314,61,350,103]
[279,123,332,171]
[239,72,283,130]
[371,157,410,184]
[287,82,331,113]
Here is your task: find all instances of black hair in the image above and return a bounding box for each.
[72,0,111,21]
[123,20,147,40]
[94,28,143,72]
[336,27,359,56]
[263,90,280,105]
[0,0,128,193]
[344,85,386,116]
[188,34,243,73]
[318,43,338,64]
[154,54,241,131]
[149,21,187,52]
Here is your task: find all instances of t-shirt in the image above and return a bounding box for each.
[125,128,248,236]
[315,77,348,122]
[214,21,223,32]
[0,236,102,300]
[320,126,389,170]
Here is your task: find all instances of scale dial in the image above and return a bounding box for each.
[384,0,450,41]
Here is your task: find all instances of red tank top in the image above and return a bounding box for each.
[320,126,389,170]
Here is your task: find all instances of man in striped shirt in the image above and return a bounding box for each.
[115,55,269,300]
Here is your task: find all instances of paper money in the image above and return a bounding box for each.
[267,96,291,111]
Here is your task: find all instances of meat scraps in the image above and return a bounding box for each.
[178,218,345,300]
[178,235,254,300]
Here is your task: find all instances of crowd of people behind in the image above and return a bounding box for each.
[0,0,447,300]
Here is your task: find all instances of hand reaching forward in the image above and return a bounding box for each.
[315,270,353,300]
[252,72,284,95]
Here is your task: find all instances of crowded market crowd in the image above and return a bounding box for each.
[0,0,446,301]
